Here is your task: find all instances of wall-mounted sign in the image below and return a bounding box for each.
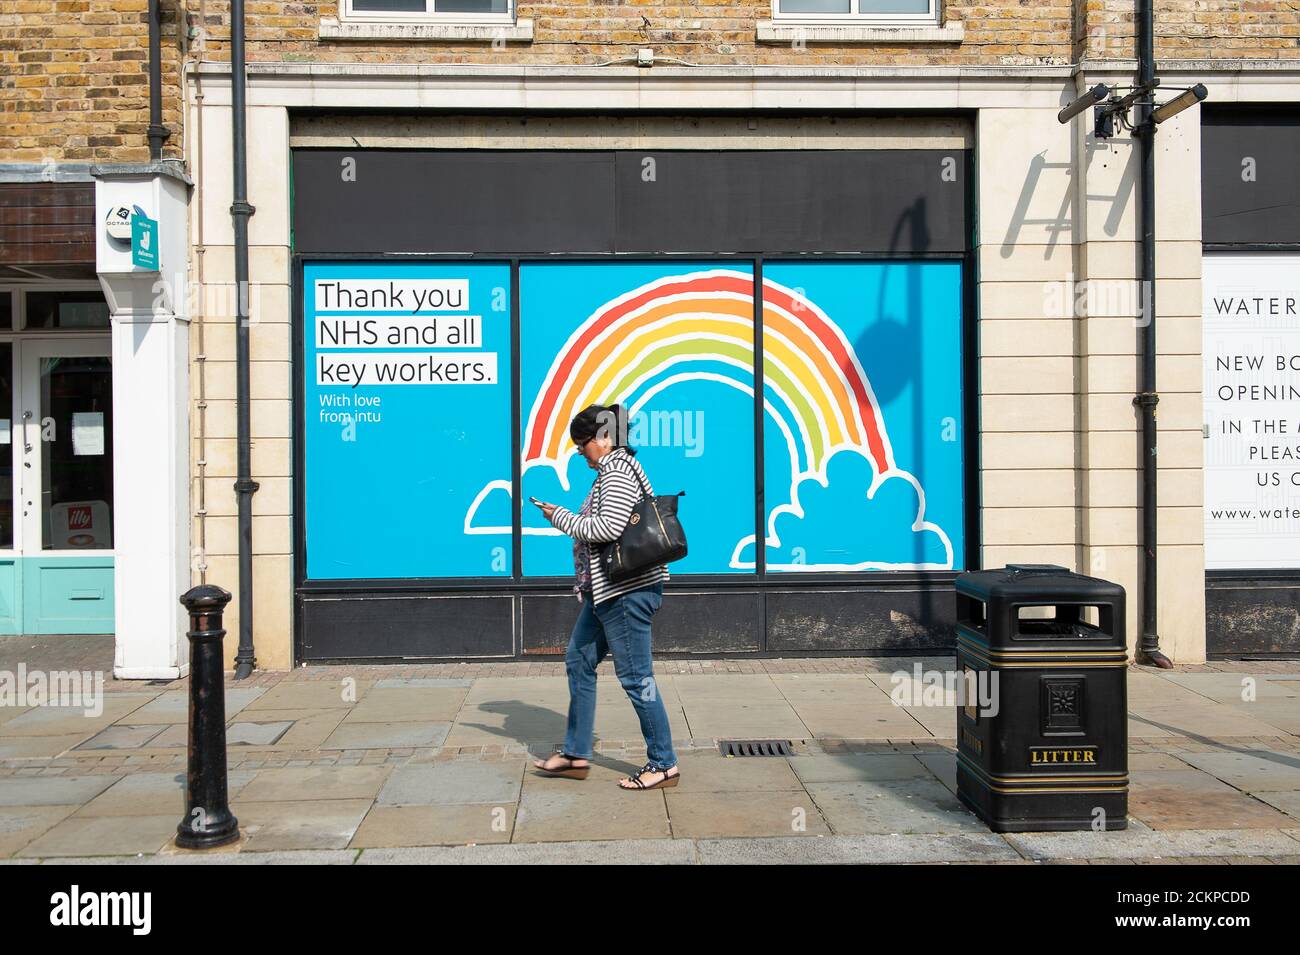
[131,214,158,270]
[1203,253,1300,569]
[50,500,112,549]
[104,204,138,243]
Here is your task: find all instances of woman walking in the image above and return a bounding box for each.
[530,404,680,791]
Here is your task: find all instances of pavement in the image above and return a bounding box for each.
[1,636,1299,865]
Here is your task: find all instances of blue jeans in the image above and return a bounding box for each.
[562,583,677,770]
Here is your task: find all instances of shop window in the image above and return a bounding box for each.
[0,292,12,331]
[773,0,938,24]
[758,261,965,571]
[518,262,757,577]
[302,261,513,580]
[24,290,110,330]
[300,258,966,583]
[344,0,512,21]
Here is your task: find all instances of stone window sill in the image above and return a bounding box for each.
[319,18,534,42]
[756,20,965,44]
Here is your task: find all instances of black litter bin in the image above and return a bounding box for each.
[954,564,1128,832]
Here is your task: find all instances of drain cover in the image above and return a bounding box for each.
[718,739,793,757]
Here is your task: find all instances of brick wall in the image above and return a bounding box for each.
[4,1,1299,169]
[0,0,184,164]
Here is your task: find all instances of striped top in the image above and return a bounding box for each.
[548,447,668,605]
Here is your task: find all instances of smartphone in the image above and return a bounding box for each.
[529,496,544,506]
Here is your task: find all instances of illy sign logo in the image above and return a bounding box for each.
[67,505,93,530]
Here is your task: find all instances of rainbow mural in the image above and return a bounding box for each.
[465,267,953,571]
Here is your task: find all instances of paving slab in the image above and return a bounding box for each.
[1255,791,1300,821]
[1221,700,1300,735]
[513,782,670,843]
[270,710,349,749]
[0,695,155,737]
[320,721,450,750]
[665,789,829,839]
[17,813,178,858]
[244,681,371,711]
[0,734,90,758]
[444,703,566,747]
[351,803,515,848]
[788,753,932,785]
[226,721,295,746]
[807,777,987,835]
[377,760,522,807]
[344,686,468,723]
[678,702,808,740]
[1158,673,1300,703]
[695,832,1022,865]
[1176,750,1300,793]
[76,770,257,817]
[1127,703,1290,739]
[896,705,957,738]
[0,805,78,855]
[917,752,958,795]
[1004,824,1300,861]
[0,773,120,807]
[374,678,472,689]
[1126,673,1220,706]
[788,702,929,739]
[73,724,167,751]
[0,706,33,728]
[1127,769,1296,830]
[358,838,693,865]
[462,677,569,706]
[35,850,360,865]
[231,798,374,851]
[123,687,267,724]
[237,764,392,803]
[671,675,787,702]
[1129,752,1196,771]
[674,751,804,792]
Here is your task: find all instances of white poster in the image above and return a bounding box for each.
[71,412,105,456]
[1203,253,1300,569]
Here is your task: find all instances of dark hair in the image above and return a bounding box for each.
[569,403,636,455]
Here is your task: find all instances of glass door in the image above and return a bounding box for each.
[15,339,115,634]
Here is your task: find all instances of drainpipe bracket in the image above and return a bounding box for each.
[234,478,261,495]
[1133,392,1160,409]
[230,199,256,218]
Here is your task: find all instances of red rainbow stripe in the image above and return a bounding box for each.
[525,272,891,473]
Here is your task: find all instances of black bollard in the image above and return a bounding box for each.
[175,585,240,849]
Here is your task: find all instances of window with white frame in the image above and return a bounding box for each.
[772,0,939,25]
[342,0,513,22]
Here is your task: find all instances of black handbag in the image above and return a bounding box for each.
[599,467,687,583]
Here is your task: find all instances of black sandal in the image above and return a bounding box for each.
[619,762,680,791]
[532,749,591,780]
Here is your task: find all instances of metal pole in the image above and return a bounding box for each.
[230,0,259,679]
[1134,0,1171,668]
[146,0,169,160]
[175,585,239,849]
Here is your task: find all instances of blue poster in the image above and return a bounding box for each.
[754,261,965,571]
[303,261,512,579]
[501,262,758,575]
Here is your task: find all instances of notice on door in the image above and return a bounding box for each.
[71,412,105,456]
[1203,253,1300,569]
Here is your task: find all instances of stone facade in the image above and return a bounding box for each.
[5,1,1300,667]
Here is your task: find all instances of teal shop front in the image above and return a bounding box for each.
[0,286,115,635]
